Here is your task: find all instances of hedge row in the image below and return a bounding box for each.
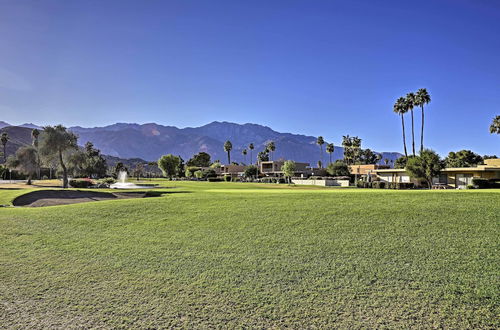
[357,181,414,189]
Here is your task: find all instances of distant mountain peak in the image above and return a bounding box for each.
[2,121,402,164]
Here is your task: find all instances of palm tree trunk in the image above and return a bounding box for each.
[401,114,408,158]
[420,105,424,153]
[59,149,68,188]
[227,151,231,165]
[2,144,6,163]
[329,153,332,165]
[250,150,252,165]
[411,110,415,156]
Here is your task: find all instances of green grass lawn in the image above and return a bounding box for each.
[1,181,499,328]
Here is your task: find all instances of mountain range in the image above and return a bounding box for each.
[0,121,402,165]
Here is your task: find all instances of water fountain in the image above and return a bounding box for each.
[110,171,158,189]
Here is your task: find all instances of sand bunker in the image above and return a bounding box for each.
[12,190,150,207]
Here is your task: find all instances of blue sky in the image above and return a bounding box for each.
[0,0,499,155]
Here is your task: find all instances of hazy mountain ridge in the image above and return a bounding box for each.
[69,121,401,165]
[1,121,403,165]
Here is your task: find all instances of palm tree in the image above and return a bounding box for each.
[342,135,352,165]
[248,143,254,165]
[326,143,334,165]
[352,136,362,164]
[224,140,232,164]
[266,141,275,161]
[394,97,408,158]
[316,136,325,167]
[489,115,500,134]
[415,88,431,152]
[1,132,8,163]
[242,149,247,164]
[31,129,40,179]
[406,92,416,156]
[384,158,389,165]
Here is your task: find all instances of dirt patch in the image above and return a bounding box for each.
[12,190,149,207]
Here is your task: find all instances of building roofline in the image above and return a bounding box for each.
[373,169,407,173]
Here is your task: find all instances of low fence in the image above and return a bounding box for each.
[291,178,350,187]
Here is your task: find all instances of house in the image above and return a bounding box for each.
[258,161,327,177]
[220,164,246,178]
[439,158,500,188]
[373,158,500,189]
[349,164,390,176]
[372,168,421,186]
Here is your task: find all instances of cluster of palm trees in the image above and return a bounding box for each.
[315,136,335,168]
[393,88,431,158]
[224,140,278,165]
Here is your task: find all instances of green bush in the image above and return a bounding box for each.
[101,177,116,184]
[466,184,475,189]
[224,175,231,182]
[202,168,217,178]
[69,179,94,188]
[488,179,500,188]
[396,182,414,189]
[372,181,386,189]
[207,177,223,182]
[472,178,489,189]
[261,177,280,184]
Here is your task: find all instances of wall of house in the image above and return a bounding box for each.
[292,178,350,187]
[446,171,499,188]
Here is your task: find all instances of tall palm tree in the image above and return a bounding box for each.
[342,135,351,165]
[31,129,41,179]
[352,136,362,164]
[1,132,9,163]
[415,88,431,152]
[326,143,334,165]
[406,92,416,156]
[224,140,232,164]
[489,115,499,134]
[248,143,254,165]
[266,141,275,161]
[394,97,408,158]
[316,136,325,167]
[242,149,247,164]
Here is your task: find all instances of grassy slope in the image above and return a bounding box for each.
[0,182,499,328]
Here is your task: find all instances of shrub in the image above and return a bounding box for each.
[372,181,386,189]
[488,179,500,188]
[467,184,475,189]
[202,168,217,178]
[101,177,116,184]
[207,177,223,182]
[69,179,94,188]
[224,175,231,182]
[261,177,279,184]
[244,165,258,178]
[472,178,489,189]
[395,182,414,189]
[194,170,204,179]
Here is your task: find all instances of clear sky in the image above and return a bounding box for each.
[1,0,499,155]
